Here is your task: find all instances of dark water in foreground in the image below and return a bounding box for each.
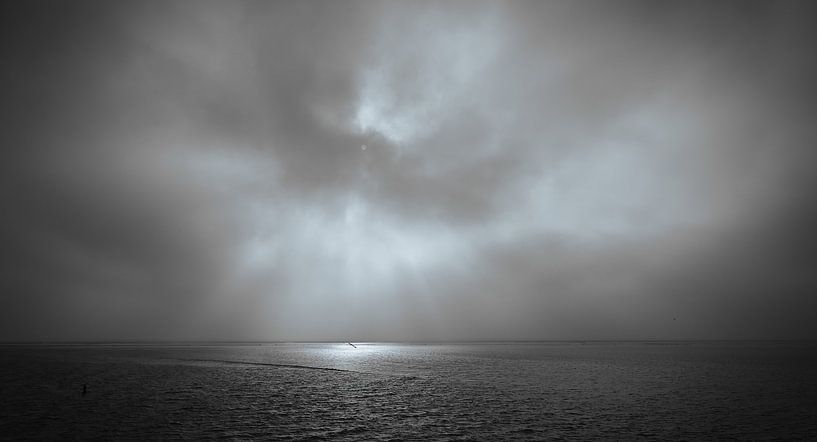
[1,342,816,440]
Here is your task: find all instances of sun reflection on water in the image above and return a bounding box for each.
[307,343,398,372]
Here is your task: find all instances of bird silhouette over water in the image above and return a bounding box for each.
[348,342,357,348]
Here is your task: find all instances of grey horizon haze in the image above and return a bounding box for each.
[1,0,816,342]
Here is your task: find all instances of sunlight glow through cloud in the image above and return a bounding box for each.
[354,8,502,145]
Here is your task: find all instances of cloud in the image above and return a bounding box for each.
[1,0,815,340]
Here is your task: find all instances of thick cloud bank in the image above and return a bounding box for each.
[2,1,816,340]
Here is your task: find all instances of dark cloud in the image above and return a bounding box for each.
[1,0,816,341]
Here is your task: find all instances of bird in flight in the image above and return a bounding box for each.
[348,342,357,348]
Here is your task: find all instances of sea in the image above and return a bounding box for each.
[1,342,815,440]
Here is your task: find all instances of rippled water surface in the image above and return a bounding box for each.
[2,342,816,440]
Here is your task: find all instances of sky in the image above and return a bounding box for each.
[2,0,816,341]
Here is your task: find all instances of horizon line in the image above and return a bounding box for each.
[2,338,816,346]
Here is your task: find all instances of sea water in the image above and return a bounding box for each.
[1,342,815,440]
